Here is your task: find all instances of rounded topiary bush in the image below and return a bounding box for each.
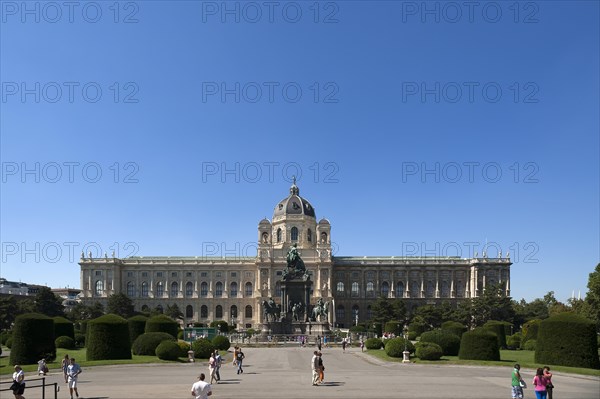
[212,335,231,351]
[87,314,132,360]
[535,313,600,369]
[192,338,215,359]
[365,338,384,350]
[458,328,500,361]
[53,316,75,340]
[420,329,461,356]
[441,321,467,338]
[145,315,179,338]
[407,331,418,340]
[523,339,536,351]
[74,333,85,347]
[408,321,428,337]
[132,332,175,356]
[177,330,184,339]
[155,340,182,360]
[416,342,443,360]
[10,313,56,365]
[55,335,76,349]
[177,341,191,357]
[385,337,415,358]
[521,319,541,348]
[483,320,508,349]
[128,315,148,345]
[507,333,521,349]
[0,331,10,345]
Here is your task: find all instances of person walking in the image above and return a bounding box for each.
[208,352,218,384]
[11,365,25,399]
[342,338,347,352]
[543,366,554,399]
[191,373,212,399]
[533,367,549,399]
[360,339,365,352]
[214,350,223,382]
[235,347,245,374]
[311,351,320,386]
[318,352,325,383]
[61,354,70,383]
[233,346,239,367]
[511,363,524,399]
[67,357,83,399]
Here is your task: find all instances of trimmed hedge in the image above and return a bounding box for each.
[145,315,179,338]
[132,332,175,356]
[53,317,75,339]
[507,333,521,349]
[535,313,600,369]
[523,339,536,351]
[420,329,461,356]
[384,337,415,358]
[212,335,231,351]
[6,337,13,349]
[521,319,541,348]
[458,328,500,361]
[483,320,507,349]
[87,314,132,360]
[55,336,76,349]
[74,333,85,347]
[155,340,182,360]
[416,342,443,360]
[191,338,215,359]
[128,315,148,345]
[0,332,10,345]
[10,313,56,364]
[441,321,467,338]
[365,338,384,350]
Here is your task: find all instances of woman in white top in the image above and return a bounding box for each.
[12,365,25,399]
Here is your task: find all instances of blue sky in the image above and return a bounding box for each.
[1,0,598,302]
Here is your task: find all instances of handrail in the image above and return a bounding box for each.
[0,376,59,399]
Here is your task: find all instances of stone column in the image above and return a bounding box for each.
[435,270,440,298]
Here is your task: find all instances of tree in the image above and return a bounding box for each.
[0,296,18,330]
[107,293,135,318]
[585,263,600,331]
[414,304,443,328]
[66,302,104,321]
[34,287,65,317]
[391,299,407,321]
[470,284,514,326]
[165,304,184,320]
[371,297,394,324]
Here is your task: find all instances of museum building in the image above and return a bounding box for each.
[79,182,512,328]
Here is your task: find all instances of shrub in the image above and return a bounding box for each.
[178,330,184,339]
[79,320,88,335]
[177,341,191,357]
[384,337,415,358]
[458,328,500,361]
[523,339,536,351]
[128,315,148,345]
[383,321,403,335]
[6,337,13,349]
[155,340,182,360]
[483,320,508,349]
[507,332,521,349]
[191,338,215,359]
[407,331,418,340]
[145,315,178,338]
[193,322,207,327]
[212,335,231,351]
[408,320,428,337]
[420,330,461,356]
[87,314,132,360]
[521,319,541,348]
[53,317,75,339]
[55,336,76,349]
[365,338,384,350]
[74,333,85,347]
[349,325,366,333]
[132,332,175,356]
[10,313,56,365]
[209,320,229,334]
[441,321,467,338]
[1,331,11,345]
[535,313,600,369]
[416,342,443,360]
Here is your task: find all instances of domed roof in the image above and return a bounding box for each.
[273,180,316,219]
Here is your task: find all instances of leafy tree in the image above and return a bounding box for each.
[414,304,443,328]
[107,293,135,318]
[0,296,18,330]
[165,303,184,320]
[585,263,600,331]
[470,284,514,327]
[67,302,104,321]
[370,296,394,323]
[34,287,65,317]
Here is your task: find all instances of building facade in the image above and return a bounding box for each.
[79,182,511,328]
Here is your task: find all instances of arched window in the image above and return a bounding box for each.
[186,305,193,318]
[141,282,149,297]
[396,281,405,298]
[127,281,135,297]
[171,282,178,297]
[411,280,420,297]
[307,229,312,242]
[141,304,149,312]
[215,282,223,297]
[426,280,435,297]
[215,305,223,319]
[186,282,193,297]
[367,305,373,320]
[336,305,345,323]
[262,232,268,243]
[245,305,253,318]
[200,282,208,297]
[156,282,164,297]
[381,281,389,298]
[275,281,281,296]
[230,282,238,297]
[291,227,299,241]
[230,305,238,319]
[155,305,163,314]
[351,282,359,297]
[200,305,208,318]
[95,280,104,296]
[245,282,253,297]
[441,281,450,297]
[457,280,464,297]
[336,282,344,292]
[276,228,282,242]
[320,232,327,243]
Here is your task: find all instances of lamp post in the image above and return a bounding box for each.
[402,324,410,363]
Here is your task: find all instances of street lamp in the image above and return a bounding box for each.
[402,324,410,363]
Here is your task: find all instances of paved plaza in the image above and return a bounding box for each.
[5,346,599,399]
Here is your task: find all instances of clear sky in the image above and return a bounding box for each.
[1,0,598,302]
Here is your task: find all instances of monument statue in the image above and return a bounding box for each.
[311,298,329,322]
[282,243,309,281]
[262,297,281,322]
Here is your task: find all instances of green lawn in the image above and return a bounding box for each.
[365,349,600,377]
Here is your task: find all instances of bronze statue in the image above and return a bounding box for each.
[311,298,329,322]
[283,243,309,281]
[262,298,281,322]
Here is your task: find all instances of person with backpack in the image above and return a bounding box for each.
[235,348,245,374]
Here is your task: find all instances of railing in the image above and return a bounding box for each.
[0,376,59,399]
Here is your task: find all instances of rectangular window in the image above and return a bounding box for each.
[276,271,282,276]
[142,272,148,277]
[201,272,208,277]
[231,272,237,277]
[186,272,192,277]
[171,272,177,277]
[157,272,163,277]
[215,272,222,277]
[127,272,133,277]
[352,272,359,278]
[245,272,252,278]
[95,271,102,276]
